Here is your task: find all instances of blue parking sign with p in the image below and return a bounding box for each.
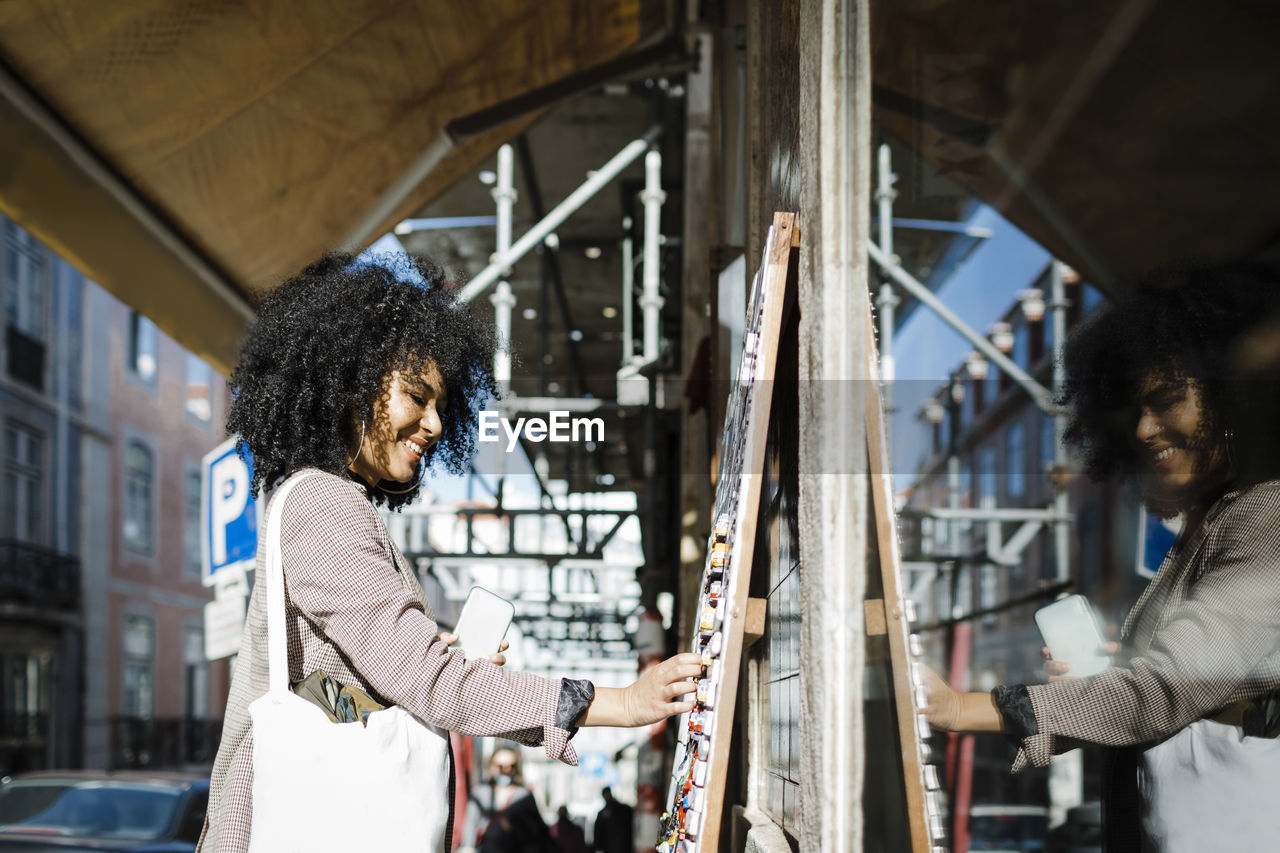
[203,437,258,586]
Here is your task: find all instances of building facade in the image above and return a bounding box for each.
[0,213,228,775]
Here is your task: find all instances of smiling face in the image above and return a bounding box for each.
[348,359,447,487]
[1134,372,1228,506]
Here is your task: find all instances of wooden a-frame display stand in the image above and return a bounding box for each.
[657,212,794,853]
[659,212,941,852]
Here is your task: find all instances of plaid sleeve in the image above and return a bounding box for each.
[1012,485,1280,771]
[281,475,581,764]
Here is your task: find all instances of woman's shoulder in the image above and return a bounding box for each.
[1207,479,1280,536]
[272,469,381,529]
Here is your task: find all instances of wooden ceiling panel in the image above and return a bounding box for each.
[0,1,662,368]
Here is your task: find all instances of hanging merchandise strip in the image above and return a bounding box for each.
[657,212,795,853]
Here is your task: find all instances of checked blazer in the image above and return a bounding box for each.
[198,471,582,853]
[997,479,1280,847]
[1008,480,1280,767]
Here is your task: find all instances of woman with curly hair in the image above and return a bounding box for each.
[198,254,701,852]
[924,262,1280,850]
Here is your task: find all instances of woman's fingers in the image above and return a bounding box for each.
[1101,640,1121,655]
[1040,645,1052,660]
[499,640,510,653]
[487,652,507,666]
[437,631,458,646]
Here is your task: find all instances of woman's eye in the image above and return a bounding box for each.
[411,395,426,406]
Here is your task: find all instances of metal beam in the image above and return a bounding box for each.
[458,127,661,304]
[868,239,1057,413]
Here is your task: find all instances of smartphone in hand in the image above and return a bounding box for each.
[1034,594,1113,678]
[452,586,515,659]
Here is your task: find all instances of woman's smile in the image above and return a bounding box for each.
[349,360,447,487]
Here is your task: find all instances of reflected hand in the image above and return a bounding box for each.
[1040,642,1120,682]
[920,664,962,731]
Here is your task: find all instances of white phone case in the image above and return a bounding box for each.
[453,586,515,659]
[1034,594,1112,678]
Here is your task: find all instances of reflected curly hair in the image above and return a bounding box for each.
[1062,261,1280,503]
[227,252,497,510]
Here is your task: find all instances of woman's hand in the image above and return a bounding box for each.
[1040,642,1121,682]
[577,653,703,728]
[920,664,963,731]
[919,665,1008,733]
[437,632,510,666]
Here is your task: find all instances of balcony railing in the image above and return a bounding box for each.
[109,716,222,770]
[0,538,80,611]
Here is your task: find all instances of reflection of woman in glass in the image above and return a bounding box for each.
[199,255,701,852]
[926,263,1280,850]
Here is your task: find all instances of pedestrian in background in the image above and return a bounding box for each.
[549,805,588,853]
[591,786,634,853]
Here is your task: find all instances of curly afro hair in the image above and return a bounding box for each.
[227,252,498,510]
[1062,260,1280,507]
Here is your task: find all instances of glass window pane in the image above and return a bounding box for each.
[185,354,212,421]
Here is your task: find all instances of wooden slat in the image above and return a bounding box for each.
[863,296,934,852]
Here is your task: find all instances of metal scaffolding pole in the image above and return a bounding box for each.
[640,150,667,363]
[868,240,1057,413]
[458,128,660,304]
[491,144,517,394]
[875,143,900,419]
[1050,260,1071,582]
[622,215,635,365]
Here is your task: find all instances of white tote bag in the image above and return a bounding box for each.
[1138,717,1280,852]
[248,472,451,853]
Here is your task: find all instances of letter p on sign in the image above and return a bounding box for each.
[202,436,259,586]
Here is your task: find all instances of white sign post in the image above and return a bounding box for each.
[202,437,259,660]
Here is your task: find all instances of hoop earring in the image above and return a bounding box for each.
[346,420,367,470]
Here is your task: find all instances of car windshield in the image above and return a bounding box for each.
[0,780,182,840]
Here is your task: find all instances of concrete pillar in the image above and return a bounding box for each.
[796,1,871,852]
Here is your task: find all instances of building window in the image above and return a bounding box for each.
[3,422,44,543]
[183,625,208,719]
[2,651,51,741]
[3,222,47,389]
[184,470,202,577]
[1040,413,1056,472]
[1006,421,1027,502]
[122,615,155,719]
[977,445,997,505]
[4,222,46,342]
[124,441,154,553]
[185,354,212,422]
[128,311,158,382]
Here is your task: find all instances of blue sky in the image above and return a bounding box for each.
[889,204,1051,482]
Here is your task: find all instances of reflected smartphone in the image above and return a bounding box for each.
[1034,594,1113,678]
[453,586,515,659]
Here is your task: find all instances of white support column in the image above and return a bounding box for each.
[621,215,635,365]
[1050,260,1071,581]
[875,143,900,419]
[640,150,666,363]
[490,144,518,395]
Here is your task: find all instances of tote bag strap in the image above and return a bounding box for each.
[264,471,323,697]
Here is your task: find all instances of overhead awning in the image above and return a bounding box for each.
[0,1,666,373]
[872,0,1280,296]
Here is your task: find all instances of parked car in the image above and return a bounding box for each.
[0,771,208,851]
[1047,801,1103,853]
[969,803,1050,852]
